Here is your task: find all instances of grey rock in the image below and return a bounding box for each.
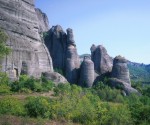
[112,56,131,84]
[109,78,139,95]
[67,28,76,46]
[65,28,80,84]
[42,72,68,85]
[35,8,49,33]
[45,25,67,71]
[0,0,53,79]
[66,45,80,84]
[45,26,80,84]
[79,56,94,87]
[91,45,113,75]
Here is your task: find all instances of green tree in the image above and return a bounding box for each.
[0,29,11,58]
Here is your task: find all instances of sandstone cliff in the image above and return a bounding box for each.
[45,26,80,84]
[91,45,113,75]
[0,0,53,79]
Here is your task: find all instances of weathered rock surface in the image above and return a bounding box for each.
[42,72,68,85]
[65,28,80,84]
[91,45,113,75]
[109,78,139,95]
[110,56,138,95]
[0,0,53,79]
[112,56,131,84]
[79,57,94,87]
[45,25,67,71]
[35,8,49,33]
[45,26,80,84]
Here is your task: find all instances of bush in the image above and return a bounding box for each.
[93,81,124,103]
[10,75,54,93]
[0,84,11,95]
[41,76,54,92]
[25,97,51,118]
[0,96,26,116]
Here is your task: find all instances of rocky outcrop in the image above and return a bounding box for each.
[112,56,131,84]
[0,0,53,79]
[42,72,68,85]
[91,45,113,75]
[35,8,49,33]
[65,28,80,84]
[45,26,80,84]
[45,25,67,71]
[110,56,139,95]
[79,56,94,87]
[109,78,139,95]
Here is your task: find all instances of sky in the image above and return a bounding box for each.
[35,0,150,64]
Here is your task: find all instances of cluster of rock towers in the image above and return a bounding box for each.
[44,25,138,94]
[0,0,138,95]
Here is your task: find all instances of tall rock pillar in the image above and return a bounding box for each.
[79,56,94,87]
[65,28,80,84]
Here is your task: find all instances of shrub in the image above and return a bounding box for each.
[93,81,124,103]
[0,84,11,95]
[0,96,26,116]
[10,75,54,93]
[25,96,51,118]
[41,76,54,92]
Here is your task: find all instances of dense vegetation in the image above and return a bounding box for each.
[0,74,150,125]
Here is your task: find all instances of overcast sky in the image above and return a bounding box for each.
[36,0,150,64]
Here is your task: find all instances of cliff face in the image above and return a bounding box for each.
[45,26,80,84]
[91,45,113,74]
[0,0,53,79]
[35,8,49,33]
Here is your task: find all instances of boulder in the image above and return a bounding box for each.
[91,45,113,75]
[109,78,139,95]
[42,72,68,85]
[112,56,131,84]
[79,56,94,87]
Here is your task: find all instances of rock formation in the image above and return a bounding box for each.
[110,56,139,95]
[112,56,131,84]
[42,72,68,85]
[79,56,94,87]
[109,78,139,95]
[91,45,113,75]
[45,26,80,84]
[35,8,49,33]
[0,0,53,79]
[65,28,80,84]
[45,25,67,71]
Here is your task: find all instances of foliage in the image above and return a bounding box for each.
[0,84,11,95]
[0,96,26,116]
[10,75,54,93]
[42,32,49,39]
[25,96,51,118]
[0,29,11,58]
[0,75,149,124]
[128,64,150,83]
[93,81,124,103]
[0,73,11,95]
